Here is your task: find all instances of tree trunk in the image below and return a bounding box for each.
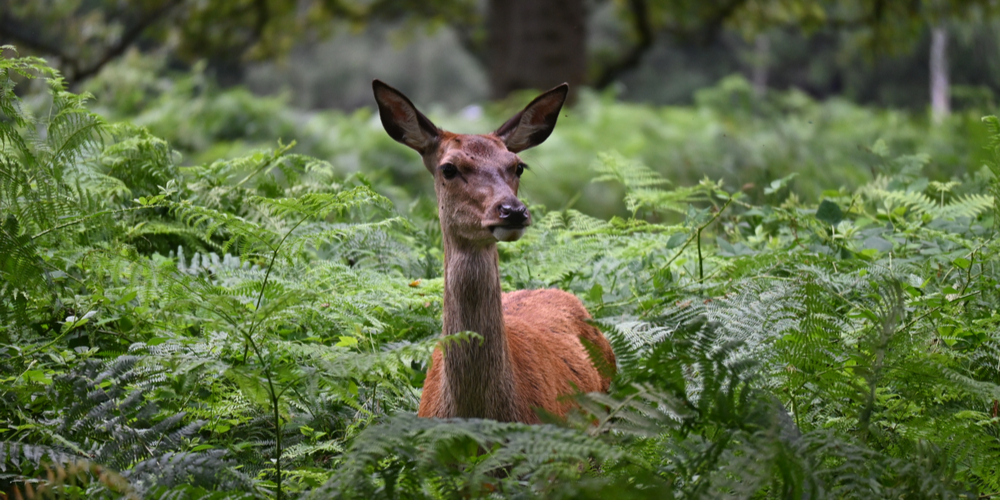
[930,26,949,123]
[487,0,586,99]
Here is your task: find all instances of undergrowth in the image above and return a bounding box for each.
[2,49,999,499]
[80,52,994,220]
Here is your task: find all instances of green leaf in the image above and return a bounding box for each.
[764,173,798,195]
[588,283,604,303]
[22,370,52,385]
[209,423,231,433]
[862,236,893,253]
[225,367,273,409]
[114,290,137,306]
[336,336,358,348]
[815,199,844,226]
[666,232,688,248]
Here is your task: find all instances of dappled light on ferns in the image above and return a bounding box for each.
[2,50,1000,498]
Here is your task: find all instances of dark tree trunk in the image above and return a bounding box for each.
[487,0,586,99]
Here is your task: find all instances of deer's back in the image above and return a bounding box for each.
[419,289,616,422]
[502,289,615,421]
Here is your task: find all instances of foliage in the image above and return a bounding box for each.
[1,51,434,499]
[3,51,1000,500]
[984,115,1000,229]
[82,54,995,222]
[0,0,475,85]
[644,0,1000,48]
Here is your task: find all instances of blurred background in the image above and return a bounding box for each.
[3,0,999,218]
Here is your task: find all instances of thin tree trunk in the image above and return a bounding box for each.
[930,26,950,124]
[488,0,586,99]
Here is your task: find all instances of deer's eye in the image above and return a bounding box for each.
[515,163,527,178]
[440,163,459,180]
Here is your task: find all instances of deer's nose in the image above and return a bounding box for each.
[498,202,529,226]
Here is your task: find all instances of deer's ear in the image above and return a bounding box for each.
[494,83,568,153]
[373,80,439,154]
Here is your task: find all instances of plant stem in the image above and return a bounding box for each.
[240,214,308,500]
[697,226,704,281]
[234,141,295,188]
[662,197,733,274]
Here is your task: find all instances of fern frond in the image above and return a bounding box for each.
[0,441,138,499]
[593,151,721,215]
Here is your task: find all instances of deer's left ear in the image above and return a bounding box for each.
[373,79,440,154]
[494,83,568,153]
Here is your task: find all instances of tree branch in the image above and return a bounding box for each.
[593,0,751,90]
[1,1,186,84]
[678,0,749,45]
[593,0,653,90]
[69,0,186,84]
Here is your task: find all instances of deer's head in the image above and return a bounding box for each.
[373,80,568,246]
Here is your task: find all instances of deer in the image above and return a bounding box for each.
[372,80,616,423]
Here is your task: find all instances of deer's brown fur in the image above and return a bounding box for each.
[372,80,616,423]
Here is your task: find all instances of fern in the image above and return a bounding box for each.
[0,442,138,499]
[984,115,1000,230]
[307,415,629,500]
[4,49,1000,500]
[859,180,994,219]
[593,151,725,216]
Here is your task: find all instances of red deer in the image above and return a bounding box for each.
[372,80,616,423]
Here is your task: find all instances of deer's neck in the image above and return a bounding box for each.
[440,236,519,421]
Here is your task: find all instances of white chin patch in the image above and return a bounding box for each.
[491,227,525,242]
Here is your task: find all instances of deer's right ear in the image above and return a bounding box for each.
[494,83,568,153]
[373,80,439,154]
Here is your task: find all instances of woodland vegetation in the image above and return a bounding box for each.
[2,41,1000,500]
[4,0,1000,106]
